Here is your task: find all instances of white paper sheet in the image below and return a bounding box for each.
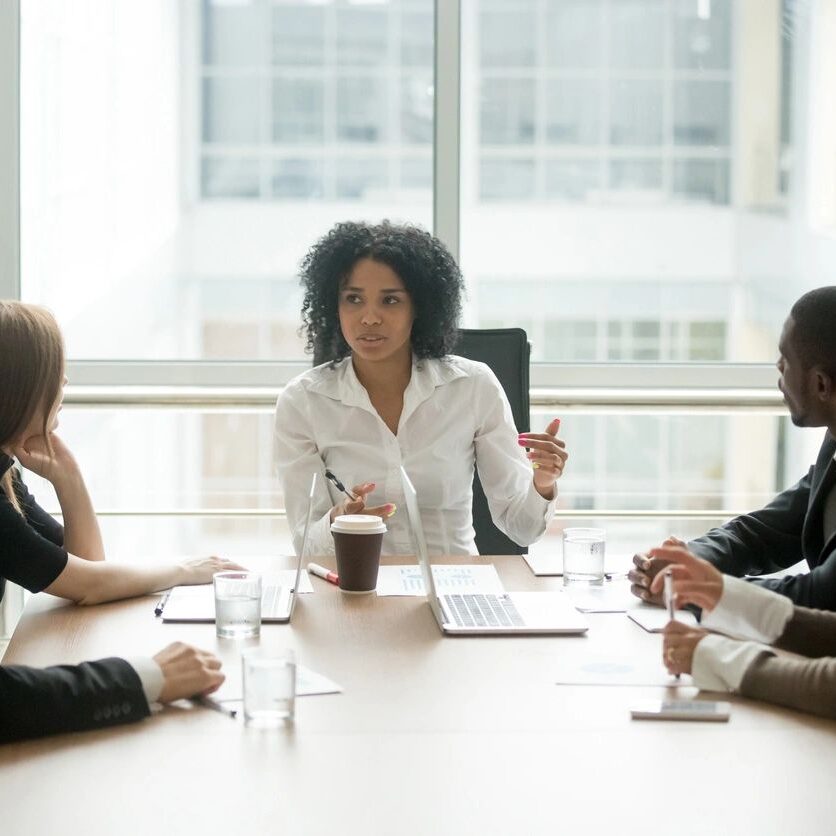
[566,581,638,613]
[217,664,343,703]
[627,607,699,633]
[375,564,505,596]
[523,552,633,578]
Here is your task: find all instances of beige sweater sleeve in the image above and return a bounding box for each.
[740,651,836,720]
[773,606,836,658]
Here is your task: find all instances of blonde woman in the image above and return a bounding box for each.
[0,301,241,606]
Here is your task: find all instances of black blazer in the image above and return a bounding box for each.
[0,657,150,744]
[690,433,836,609]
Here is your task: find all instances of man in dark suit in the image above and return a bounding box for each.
[630,286,836,610]
[1,642,224,743]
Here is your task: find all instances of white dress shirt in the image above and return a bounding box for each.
[691,576,794,692]
[125,656,164,707]
[273,355,556,557]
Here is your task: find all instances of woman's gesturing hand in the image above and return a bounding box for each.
[329,481,396,524]
[648,544,724,613]
[518,418,568,500]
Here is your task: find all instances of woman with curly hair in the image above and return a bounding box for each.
[274,221,567,557]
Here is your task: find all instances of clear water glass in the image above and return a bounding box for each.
[243,648,296,727]
[562,528,606,586]
[214,571,262,638]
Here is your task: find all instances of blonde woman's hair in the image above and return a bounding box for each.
[0,301,65,514]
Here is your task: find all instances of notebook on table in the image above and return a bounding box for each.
[400,466,588,636]
[160,473,317,624]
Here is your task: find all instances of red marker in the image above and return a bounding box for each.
[308,563,339,586]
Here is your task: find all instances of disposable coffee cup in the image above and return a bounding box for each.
[330,514,387,593]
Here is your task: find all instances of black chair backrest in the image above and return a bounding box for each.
[454,328,531,556]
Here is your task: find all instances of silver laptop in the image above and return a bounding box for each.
[161,472,316,624]
[399,467,588,636]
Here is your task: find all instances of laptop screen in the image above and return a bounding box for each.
[399,466,444,624]
[289,471,317,617]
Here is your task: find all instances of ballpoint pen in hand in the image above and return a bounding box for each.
[324,469,358,501]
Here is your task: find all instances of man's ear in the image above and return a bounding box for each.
[813,367,834,401]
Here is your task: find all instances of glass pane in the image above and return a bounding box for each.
[203,78,262,144]
[480,79,536,145]
[480,1,537,67]
[609,158,663,191]
[545,80,602,145]
[203,0,266,67]
[544,160,601,201]
[609,0,666,70]
[272,3,326,66]
[673,0,733,70]
[337,77,387,143]
[21,0,434,360]
[203,157,261,199]
[544,0,603,68]
[272,79,324,144]
[610,80,664,145]
[673,159,730,204]
[480,159,536,200]
[673,80,731,146]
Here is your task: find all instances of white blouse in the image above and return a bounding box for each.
[273,355,556,557]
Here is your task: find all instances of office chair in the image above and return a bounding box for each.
[453,328,531,556]
[311,327,532,555]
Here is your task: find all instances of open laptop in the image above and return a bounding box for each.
[161,472,316,624]
[399,467,588,636]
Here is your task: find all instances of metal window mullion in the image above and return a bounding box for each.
[0,0,20,300]
[433,0,460,261]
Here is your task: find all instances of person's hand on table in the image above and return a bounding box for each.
[154,642,225,703]
[178,556,246,585]
[628,535,686,606]
[328,481,396,523]
[662,620,709,676]
[648,544,724,613]
[518,418,568,500]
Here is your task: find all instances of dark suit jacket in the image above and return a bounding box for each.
[0,657,150,744]
[690,432,836,609]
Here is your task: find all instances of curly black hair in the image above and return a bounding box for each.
[299,220,464,364]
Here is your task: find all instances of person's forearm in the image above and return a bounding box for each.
[740,653,836,720]
[54,471,105,561]
[46,556,189,606]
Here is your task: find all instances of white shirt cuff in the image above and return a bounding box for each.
[691,634,772,693]
[126,656,165,706]
[522,479,558,525]
[701,575,794,643]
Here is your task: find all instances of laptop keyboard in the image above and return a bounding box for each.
[443,593,524,628]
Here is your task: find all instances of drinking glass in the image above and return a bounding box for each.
[562,528,606,586]
[214,571,262,638]
[242,648,296,727]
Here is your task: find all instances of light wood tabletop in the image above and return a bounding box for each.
[2,555,835,836]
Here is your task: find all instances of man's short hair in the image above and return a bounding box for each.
[790,286,836,378]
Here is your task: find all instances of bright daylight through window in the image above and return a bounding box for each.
[16,0,836,558]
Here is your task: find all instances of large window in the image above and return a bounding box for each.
[9,0,836,554]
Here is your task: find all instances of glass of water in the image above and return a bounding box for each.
[243,648,296,727]
[562,528,606,586]
[213,571,262,639]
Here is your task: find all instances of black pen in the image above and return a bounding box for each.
[192,696,237,719]
[154,588,172,617]
[324,469,358,501]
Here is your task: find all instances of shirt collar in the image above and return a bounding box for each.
[307,355,469,417]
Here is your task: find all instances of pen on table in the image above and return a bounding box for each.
[664,569,681,680]
[154,588,172,617]
[192,695,237,719]
[324,468,358,501]
[308,562,339,586]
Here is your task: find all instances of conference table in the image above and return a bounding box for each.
[2,554,835,836]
